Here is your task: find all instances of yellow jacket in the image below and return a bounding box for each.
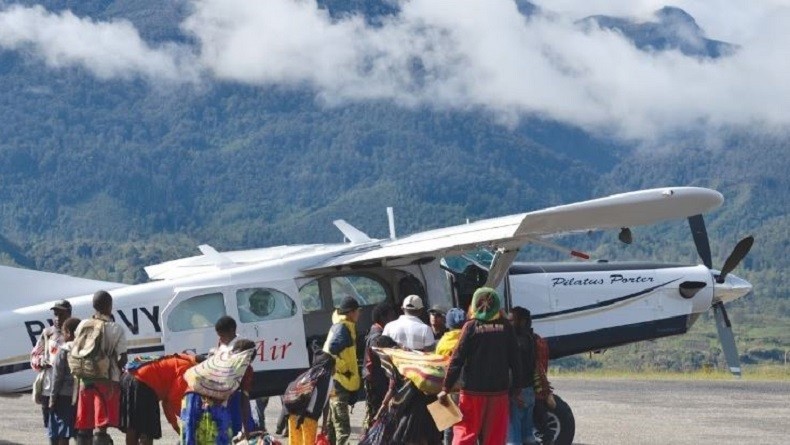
[322,311,360,391]
[435,329,462,357]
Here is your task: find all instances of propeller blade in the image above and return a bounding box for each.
[688,215,712,269]
[717,236,754,283]
[712,302,741,377]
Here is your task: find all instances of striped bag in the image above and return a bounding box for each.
[373,347,451,395]
[184,349,254,401]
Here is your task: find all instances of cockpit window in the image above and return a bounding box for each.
[331,276,387,307]
[441,249,495,273]
[236,287,297,323]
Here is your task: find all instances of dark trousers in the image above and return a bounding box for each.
[533,399,553,444]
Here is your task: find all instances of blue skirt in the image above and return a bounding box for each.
[180,392,234,445]
[47,395,76,439]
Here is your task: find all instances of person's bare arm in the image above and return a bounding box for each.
[241,392,251,435]
[118,353,128,372]
[162,400,180,433]
[373,377,397,421]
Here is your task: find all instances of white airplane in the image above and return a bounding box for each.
[0,186,752,445]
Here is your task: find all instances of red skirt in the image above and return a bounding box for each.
[76,380,121,429]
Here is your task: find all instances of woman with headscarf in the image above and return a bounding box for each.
[437,287,522,445]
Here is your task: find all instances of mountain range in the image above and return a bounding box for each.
[0,1,786,368]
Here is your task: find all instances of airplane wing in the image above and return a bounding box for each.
[303,187,723,275]
[144,244,343,281]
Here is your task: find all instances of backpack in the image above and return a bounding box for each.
[282,358,333,415]
[67,318,111,380]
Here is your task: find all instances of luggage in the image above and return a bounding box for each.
[184,349,254,400]
[374,347,450,395]
[282,359,333,415]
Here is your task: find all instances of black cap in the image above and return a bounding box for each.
[50,300,72,312]
[337,296,361,315]
[428,304,447,316]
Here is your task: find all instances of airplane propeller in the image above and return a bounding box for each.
[716,236,754,284]
[687,214,754,377]
[688,214,712,269]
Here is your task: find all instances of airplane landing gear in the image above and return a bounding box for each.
[546,394,575,445]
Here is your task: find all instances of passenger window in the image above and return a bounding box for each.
[237,287,297,323]
[167,292,226,332]
[299,280,322,313]
[331,275,387,307]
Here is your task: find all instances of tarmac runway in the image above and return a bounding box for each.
[0,376,787,444]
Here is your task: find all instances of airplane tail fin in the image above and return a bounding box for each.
[0,265,125,307]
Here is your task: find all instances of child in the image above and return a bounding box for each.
[434,308,466,445]
[435,308,466,357]
[48,317,81,445]
[284,351,335,445]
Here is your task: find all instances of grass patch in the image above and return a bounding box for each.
[549,364,790,381]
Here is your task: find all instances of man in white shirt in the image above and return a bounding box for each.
[382,295,436,351]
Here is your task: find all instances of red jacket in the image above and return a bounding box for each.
[131,354,197,432]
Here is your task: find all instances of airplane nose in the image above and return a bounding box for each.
[712,272,752,304]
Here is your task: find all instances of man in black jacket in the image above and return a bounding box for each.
[438,287,522,445]
[508,306,540,445]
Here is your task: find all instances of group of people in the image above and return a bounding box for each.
[32,291,267,445]
[297,288,554,445]
[33,286,553,445]
[32,291,128,445]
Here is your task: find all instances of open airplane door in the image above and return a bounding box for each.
[161,285,233,355]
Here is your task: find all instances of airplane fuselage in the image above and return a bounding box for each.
[0,257,746,397]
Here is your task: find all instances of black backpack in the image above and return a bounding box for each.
[283,356,334,415]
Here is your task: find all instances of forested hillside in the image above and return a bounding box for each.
[0,0,786,370]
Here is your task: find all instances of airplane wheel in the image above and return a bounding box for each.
[547,394,575,445]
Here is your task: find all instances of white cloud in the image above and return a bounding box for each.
[0,4,196,81]
[1,0,789,140]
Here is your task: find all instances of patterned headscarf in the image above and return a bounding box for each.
[469,287,501,321]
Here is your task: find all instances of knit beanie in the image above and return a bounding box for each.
[445,308,467,329]
[469,287,501,322]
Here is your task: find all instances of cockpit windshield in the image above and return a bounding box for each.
[441,248,495,273]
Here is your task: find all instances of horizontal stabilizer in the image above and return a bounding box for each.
[333,220,374,244]
[0,265,124,308]
[198,244,236,268]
